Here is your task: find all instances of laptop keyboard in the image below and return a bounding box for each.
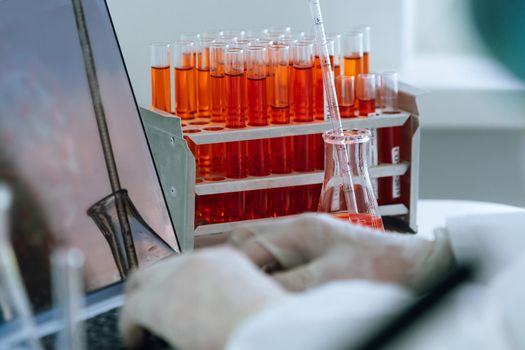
[40,308,172,349]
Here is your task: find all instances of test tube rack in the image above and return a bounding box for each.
[139,82,425,251]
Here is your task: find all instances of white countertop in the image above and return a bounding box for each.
[417,199,524,239]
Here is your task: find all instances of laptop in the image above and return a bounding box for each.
[0,0,179,347]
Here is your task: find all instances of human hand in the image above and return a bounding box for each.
[119,246,289,350]
[230,214,454,293]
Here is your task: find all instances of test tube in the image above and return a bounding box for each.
[354,25,371,73]
[356,73,376,116]
[378,72,401,204]
[224,46,248,221]
[342,31,364,80]
[150,43,171,113]
[196,38,213,118]
[381,71,399,114]
[219,30,242,42]
[173,40,196,120]
[210,41,227,122]
[246,45,268,127]
[268,43,293,216]
[327,33,342,77]
[336,75,355,118]
[292,41,316,213]
[224,46,246,128]
[314,39,334,120]
[293,41,314,122]
[246,45,270,177]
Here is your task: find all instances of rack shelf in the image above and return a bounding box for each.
[195,162,410,195]
[184,111,410,144]
[194,204,409,237]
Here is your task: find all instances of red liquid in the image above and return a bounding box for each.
[293,134,316,172]
[314,133,324,170]
[197,144,211,177]
[151,66,171,112]
[190,53,197,116]
[293,66,314,122]
[210,142,225,177]
[378,127,401,205]
[290,185,317,214]
[226,141,248,179]
[314,55,334,120]
[358,99,376,116]
[247,189,269,219]
[332,212,384,231]
[340,105,356,118]
[288,63,295,120]
[248,139,270,176]
[175,66,196,120]
[247,77,268,126]
[271,136,293,174]
[210,75,225,122]
[270,187,292,217]
[225,72,246,128]
[363,52,370,74]
[334,64,341,79]
[197,68,211,118]
[225,192,246,222]
[308,184,322,211]
[271,106,290,124]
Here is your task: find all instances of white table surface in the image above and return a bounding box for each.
[417,199,524,239]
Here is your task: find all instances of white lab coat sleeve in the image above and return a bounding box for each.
[444,211,525,280]
[226,280,412,350]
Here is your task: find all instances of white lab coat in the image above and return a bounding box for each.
[226,212,525,350]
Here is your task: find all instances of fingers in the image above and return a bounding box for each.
[271,261,324,292]
[119,291,147,349]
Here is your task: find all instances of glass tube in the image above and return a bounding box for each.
[314,38,335,120]
[196,38,213,118]
[150,43,171,113]
[336,75,355,118]
[224,46,246,128]
[381,71,399,114]
[292,41,314,122]
[327,33,342,77]
[173,40,196,120]
[342,31,364,80]
[210,41,227,122]
[354,25,371,73]
[356,73,376,117]
[246,45,268,126]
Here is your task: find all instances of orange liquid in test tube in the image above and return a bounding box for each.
[293,66,315,122]
[225,72,245,128]
[343,56,363,79]
[197,68,211,118]
[174,43,196,120]
[363,52,370,74]
[210,75,224,122]
[150,43,171,113]
[175,66,197,120]
[151,66,171,112]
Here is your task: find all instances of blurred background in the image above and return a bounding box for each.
[107,0,525,207]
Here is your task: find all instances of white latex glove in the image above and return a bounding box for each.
[119,246,289,350]
[230,213,454,293]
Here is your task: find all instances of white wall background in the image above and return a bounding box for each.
[107,0,525,208]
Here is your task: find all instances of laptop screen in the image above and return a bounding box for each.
[0,0,179,313]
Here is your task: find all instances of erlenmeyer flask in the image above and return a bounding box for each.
[87,190,174,278]
[318,129,384,231]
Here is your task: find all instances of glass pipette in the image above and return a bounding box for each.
[308,0,359,213]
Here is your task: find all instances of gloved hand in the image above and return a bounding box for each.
[119,246,289,350]
[230,213,455,293]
